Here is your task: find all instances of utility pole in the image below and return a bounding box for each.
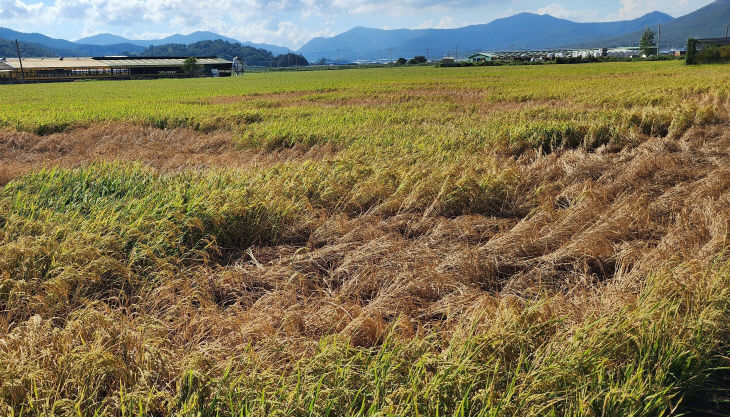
[726,24,729,40]
[455,46,458,60]
[15,39,25,84]
[657,24,661,57]
[426,48,429,61]
[389,48,393,63]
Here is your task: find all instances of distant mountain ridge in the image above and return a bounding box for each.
[4,1,729,62]
[590,0,730,49]
[0,27,145,56]
[0,27,289,57]
[297,11,674,62]
[74,33,140,46]
[76,31,291,55]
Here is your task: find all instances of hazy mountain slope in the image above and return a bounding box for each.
[0,27,82,52]
[0,27,145,56]
[77,31,291,55]
[0,38,57,58]
[592,0,730,48]
[297,11,674,61]
[76,31,239,47]
[75,33,132,45]
[1,27,287,57]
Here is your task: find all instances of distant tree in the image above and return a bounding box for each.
[640,27,656,57]
[139,40,276,67]
[272,53,309,67]
[413,55,428,64]
[396,57,407,65]
[316,57,327,65]
[182,57,201,75]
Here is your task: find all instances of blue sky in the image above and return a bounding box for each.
[0,0,715,48]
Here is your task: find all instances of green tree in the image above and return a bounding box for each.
[396,57,407,65]
[640,27,656,57]
[140,40,277,67]
[182,57,201,75]
[272,53,309,67]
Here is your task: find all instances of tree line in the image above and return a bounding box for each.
[396,56,428,65]
[137,40,308,67]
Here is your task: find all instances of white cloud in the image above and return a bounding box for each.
[0,0,44,19]
[615,0,713,19]
[119,30,174,40]
[415,16,461,29]
[4,0,335,47]
[535,3,599,22]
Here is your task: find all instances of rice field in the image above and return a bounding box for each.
[1,61,730,416]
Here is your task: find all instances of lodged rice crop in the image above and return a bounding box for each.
[1,61,730,416]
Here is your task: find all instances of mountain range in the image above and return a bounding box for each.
[298,11,673,61]
[3,0,730,62]
[589,0,730,49]
[0,28,290,58]
[0,27,145,57]
[75,31,290,55]
[300,0,730,61]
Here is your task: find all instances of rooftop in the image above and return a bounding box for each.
[0,56,231,70]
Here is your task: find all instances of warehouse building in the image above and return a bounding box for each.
[0,56,233,83]
[467,53,494,63]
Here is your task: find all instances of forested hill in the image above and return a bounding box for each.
[0,38,57,58]
[137,40,308,67]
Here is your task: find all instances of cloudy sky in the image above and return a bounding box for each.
[0,0,715,48]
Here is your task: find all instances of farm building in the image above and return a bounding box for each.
[461,48,643,63]
[605,47,640,58]
[467,53,494,63]
[0,56,233,84]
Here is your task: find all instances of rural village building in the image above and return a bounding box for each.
[467,53,494,63]
[463,47,642,63]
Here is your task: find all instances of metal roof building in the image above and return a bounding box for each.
[0,56,233,84]
[467,53,495,63]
